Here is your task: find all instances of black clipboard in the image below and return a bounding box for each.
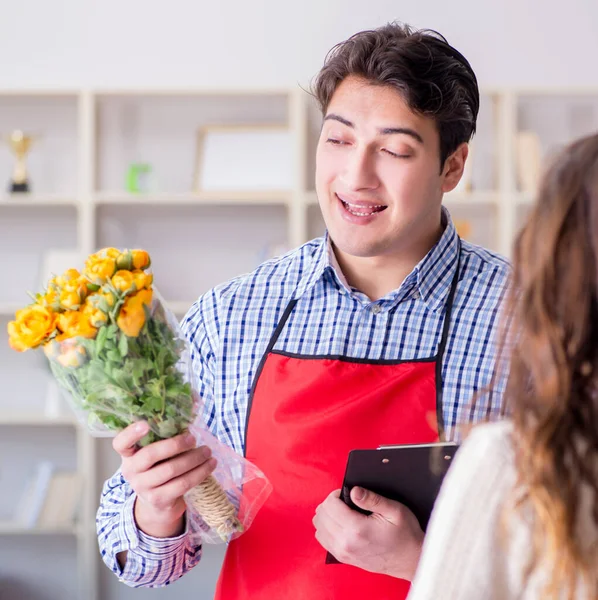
[325,442,458,564]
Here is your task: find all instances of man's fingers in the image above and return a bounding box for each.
[135,446,213,490]
[128,432,197,472]
[112,421,150,458]
[148,458,218,508]
[317,489,362,529]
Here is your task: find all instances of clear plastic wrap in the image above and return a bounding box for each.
[7,247,272,543]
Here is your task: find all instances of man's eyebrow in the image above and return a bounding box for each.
[323,114,353,128]
[323,114,424,144]
[379,127,424,144]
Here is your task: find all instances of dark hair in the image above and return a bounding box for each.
[502,133,598,597]
[311,22,480,167]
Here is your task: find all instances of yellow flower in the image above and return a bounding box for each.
[82,303,108,328]
[132,269,153,290]
[38,286,60,311]
[115,250,133,271]
[7,305,57,352]
[111,270,136,294]
[54,268,82,288]
[56,311,97,341]
[44,339,88,368]
[83,255,116,286]
[59,288,82,310]
[56,345,88,368]
[117,289,153,337]
[131,250,151,270]
[86,289,116,315]
[97,247,121,260]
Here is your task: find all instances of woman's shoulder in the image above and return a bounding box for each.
[462,420,514,453]
[439,420,519,504]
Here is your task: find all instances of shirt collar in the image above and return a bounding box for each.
[296,206,460,312]
[415,207,460,312]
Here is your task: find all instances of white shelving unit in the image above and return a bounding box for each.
[1,86,597,600]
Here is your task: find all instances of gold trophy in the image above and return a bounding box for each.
[6,130,35,193]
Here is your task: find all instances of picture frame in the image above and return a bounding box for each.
[193,124,293,192]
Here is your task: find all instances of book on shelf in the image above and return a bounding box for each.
[38,471,82,529]
[13,461,54,529]
[13,462,81,530]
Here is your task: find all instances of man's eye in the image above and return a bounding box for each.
[383,148,412,159]
[326,138,348,145]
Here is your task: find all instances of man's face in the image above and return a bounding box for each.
[315,75,458,260]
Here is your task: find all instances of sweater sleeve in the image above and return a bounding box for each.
[407,422,516,600]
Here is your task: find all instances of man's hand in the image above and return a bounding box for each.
[114,421,217,539]
[313,487,424,581]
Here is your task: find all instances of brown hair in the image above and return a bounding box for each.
[504,133,598,597]
[311,22,480,168]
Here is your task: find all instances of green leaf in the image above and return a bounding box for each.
[96,326,108,354]
[118,334,129,358]
[106,349,121,363]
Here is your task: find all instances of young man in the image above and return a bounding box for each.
[98,23,510,599]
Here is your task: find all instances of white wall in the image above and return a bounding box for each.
[1,0,597,89]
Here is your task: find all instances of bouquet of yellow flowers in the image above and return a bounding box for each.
[8,247,271,543]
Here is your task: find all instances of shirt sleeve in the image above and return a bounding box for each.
[407,423,516,600]
[96,291,220,587]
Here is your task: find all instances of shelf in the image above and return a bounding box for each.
[0,414,77,426]
[515,192,536,206]
[0,194,80,207]
[93,191,292,206]
[305,191,318,205]
[0,89,80,97]
[443,191,499,205]
[0,521,79,535]
[93,87,291,97]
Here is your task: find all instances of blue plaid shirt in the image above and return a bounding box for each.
[97,208,510,588]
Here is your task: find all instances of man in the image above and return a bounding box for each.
[98,22,510,599]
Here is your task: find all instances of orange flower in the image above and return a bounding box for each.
[111,270,136,294]
[44,338,88,368]
[56,311,97,341]
[59,288,82,310]
[86,288,116,315]
[8,305,57,352]
[54,268,82,288]
[97,247,121,260]
[131,250,151,270]
[37,286,60,311]
[56,344,88,368]
[132,269,153,291]
[82,302,108,328]
[117,289,153,337]
[83,255,116,286]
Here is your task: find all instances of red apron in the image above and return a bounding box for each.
[216,251,460,600]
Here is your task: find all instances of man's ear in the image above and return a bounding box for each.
[441,143,469,194]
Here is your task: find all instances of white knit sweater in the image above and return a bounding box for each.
[408,422,596,599]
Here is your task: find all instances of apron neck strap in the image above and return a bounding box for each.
[438,237,462,359]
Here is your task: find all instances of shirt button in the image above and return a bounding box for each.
[371,304,382,315]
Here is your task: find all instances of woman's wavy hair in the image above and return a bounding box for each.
[504,132,598,597]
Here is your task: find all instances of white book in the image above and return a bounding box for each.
[38,471,82,529]
[14,461,55,529]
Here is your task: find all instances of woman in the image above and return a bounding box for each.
[408,133,598,599]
